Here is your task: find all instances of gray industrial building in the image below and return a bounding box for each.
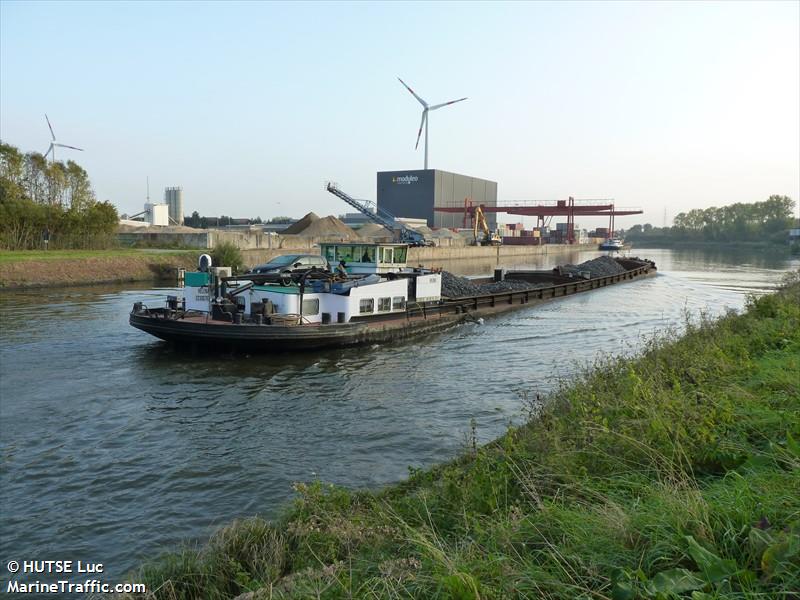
[377,169,497,230]
[164,186,184,226]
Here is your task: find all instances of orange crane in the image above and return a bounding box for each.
[473,205,502,246]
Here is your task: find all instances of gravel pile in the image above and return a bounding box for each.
[358,223,393,240]
[440,271,547,298]
[440,256,632,299]
[558,256,626,278]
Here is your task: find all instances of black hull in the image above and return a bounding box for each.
[129,311,467,351]
[130,259,656,352]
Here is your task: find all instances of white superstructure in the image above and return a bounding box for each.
[181,243,442,325]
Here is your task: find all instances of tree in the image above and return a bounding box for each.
[186,211,201,228]
[0,142,118,249]
[641,195,796,244]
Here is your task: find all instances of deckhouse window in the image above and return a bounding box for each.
[377,297,391,312]
[394,247,407,263]
[323,246,336,264]
[302,298,319,315]
[392,296,405,310]
[359,298,374,314]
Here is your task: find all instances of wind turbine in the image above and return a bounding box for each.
[43,114,84,162]
[397,77,467,170]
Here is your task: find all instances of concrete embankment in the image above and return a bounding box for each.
[0,244,599,290]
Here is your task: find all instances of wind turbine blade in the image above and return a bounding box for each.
[45,114,56,140]
[54,143,84,151]
[415,110,427,150]
[428,97,468,111]
[397,77,428,108]
[44,144,53,158]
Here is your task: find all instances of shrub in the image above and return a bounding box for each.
[209,242,244,274]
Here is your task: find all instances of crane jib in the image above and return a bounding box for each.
[325,183,425,244]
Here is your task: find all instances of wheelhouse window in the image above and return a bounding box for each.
[392,296,405,310]
[380,247,394,264]
[338,246,357,263]
[323,246,336,264]
[394,247,407,263]
[301,298,319,315]
[359,298,374,314]
[377,297,391,312]
[359,247,375,263]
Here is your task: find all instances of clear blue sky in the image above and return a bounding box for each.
[2,1,798,226]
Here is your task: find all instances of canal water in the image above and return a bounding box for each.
[0,247,796,581]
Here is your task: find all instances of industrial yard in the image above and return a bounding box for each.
[117,168,640,252]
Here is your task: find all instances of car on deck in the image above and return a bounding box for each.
[247,254,329,275]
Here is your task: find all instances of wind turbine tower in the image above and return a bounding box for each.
[397,78,467,170]
[43,114,84,162]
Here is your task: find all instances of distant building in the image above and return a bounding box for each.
[395,217,428,230]
[119,202,169,227]
[145,203,169,226]
[164,187,184,225]
[377,169,498,230]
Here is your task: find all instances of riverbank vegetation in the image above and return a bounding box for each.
[210,242,245,274]
[626,196,796,246]
[126,276,799,599]
[0,142,118,250]
[0,249,196,289]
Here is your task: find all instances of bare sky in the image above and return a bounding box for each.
[1,1,798,227]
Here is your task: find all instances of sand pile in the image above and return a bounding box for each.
[281,212,319,234]
[358,223,393,240]
[296,215,359,239]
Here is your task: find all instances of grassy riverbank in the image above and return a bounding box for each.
[127,276,799,600]
[0,249,196,289]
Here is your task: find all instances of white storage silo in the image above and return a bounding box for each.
[164,187,184,225]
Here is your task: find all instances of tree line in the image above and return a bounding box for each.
[626,195,796,244]
[0,142,118,250]
[184,212,275,229]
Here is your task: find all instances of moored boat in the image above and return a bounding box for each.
[599,238,626,250]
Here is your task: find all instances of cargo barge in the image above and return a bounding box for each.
[129,243,656,351]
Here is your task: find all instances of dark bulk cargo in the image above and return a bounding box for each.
[377,169,498,230]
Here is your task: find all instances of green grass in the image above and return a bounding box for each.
[0,248,195,263]
[122,274,800,600]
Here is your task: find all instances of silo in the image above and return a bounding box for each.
[164,187,184,225]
